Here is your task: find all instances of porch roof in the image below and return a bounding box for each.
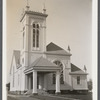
[24,57,61,73]
[31,56,59,67]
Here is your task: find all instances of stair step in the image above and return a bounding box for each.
[24,89,48,95]
[24,89,32,95]
[37,89,48,95]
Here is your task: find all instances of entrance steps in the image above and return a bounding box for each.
[24,89,48,95]
[37,89,48,95]
[24,89,33,95]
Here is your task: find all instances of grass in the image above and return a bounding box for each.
[7,92,92,100]
[31,92,92,100]
[59,92,92,100]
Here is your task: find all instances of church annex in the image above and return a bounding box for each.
[10,4,88,95]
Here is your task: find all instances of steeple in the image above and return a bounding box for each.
[26,0,30,11]
[43,1,46,14]
[67,45,71,53]
[84,65,87,72]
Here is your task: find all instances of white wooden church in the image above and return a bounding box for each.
[10,4,88,95]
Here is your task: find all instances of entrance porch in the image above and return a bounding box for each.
[24,70,61,95]
[24,57,61,95]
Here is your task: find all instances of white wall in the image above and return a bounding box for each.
[71,75,88,90]
[10,55,26,92]
[45,54,72,90]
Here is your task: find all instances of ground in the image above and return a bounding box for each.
[7,92,92,100]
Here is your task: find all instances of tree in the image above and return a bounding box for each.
[87,79,92,91]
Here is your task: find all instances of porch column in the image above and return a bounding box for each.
[55,70,61,94]
[32,70,38,95]
[25,74,28,90]
[29,76,31,90]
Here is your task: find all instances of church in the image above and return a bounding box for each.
[9,4,88,95]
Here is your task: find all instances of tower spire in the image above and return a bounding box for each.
[84,65,87,72]
[43,0,46,14]
[26,0,30,11]
[67,45,71,53]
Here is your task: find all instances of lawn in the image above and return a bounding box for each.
[7,92,92,100]
[59,92,92,100]
[31,92,92,100]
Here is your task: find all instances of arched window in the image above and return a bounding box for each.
[32,23,39,48]
[53,61,64,84]
[33,24,35,28]
[37,24,39,28]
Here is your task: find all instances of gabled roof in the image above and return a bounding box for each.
[46,42,63,51]
[10,50,21,74]
[24,56,61,72]
[46,42,71,56]
[13,50,20,65]
[30,56,58,67]
[71,63,82,72]
[70,63,87,75]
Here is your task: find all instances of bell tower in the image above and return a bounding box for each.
[20,2,48,67]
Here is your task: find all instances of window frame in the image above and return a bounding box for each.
[77,76,81,85]
[32,23,40,50]
[52,73,56,84]
[52,61,64,84]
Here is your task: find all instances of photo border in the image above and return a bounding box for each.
[2,0,99,100]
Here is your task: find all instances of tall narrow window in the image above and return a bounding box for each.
[33,24,35,28]
[60,71,64,84]
[32,23,39,49]
[77,76,80,85]
[37,24,39,28]
[33,29,35,47]
[36,30,39,47]
[53,61,64,84]
[53,73,56,84]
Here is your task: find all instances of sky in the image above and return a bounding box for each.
[6,0,92,83]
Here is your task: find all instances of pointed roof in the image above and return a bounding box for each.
[24,57,61,72]
[13,50,21,69]
[70,63,88,75]
[30,56,58,67]
[13,50,20,64]
[10,50,21,74]
[46,42,63,51]
[46,42,71,56]
[71,63,81,72]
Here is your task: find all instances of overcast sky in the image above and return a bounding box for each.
[6,0,92,83]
